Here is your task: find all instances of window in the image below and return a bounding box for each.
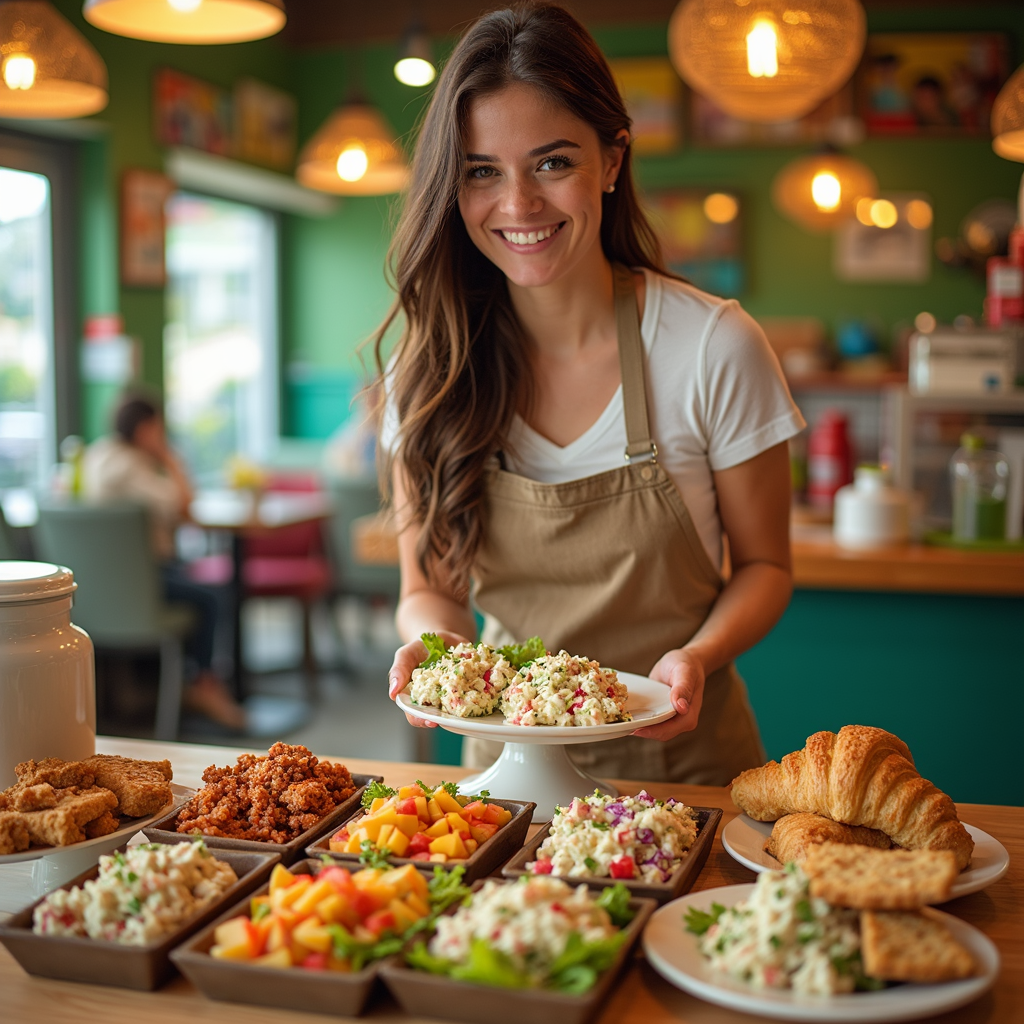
[0,165,52,492]
[164,192,278,482]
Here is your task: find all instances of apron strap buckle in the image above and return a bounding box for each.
[624,441,658,464]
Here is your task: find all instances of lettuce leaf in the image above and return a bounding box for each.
[596,883,634,927]
[497,636,546,669]
[328,924,404,971]
[418,632,450,669]
[427,865,472,913]
[548,931,628,993]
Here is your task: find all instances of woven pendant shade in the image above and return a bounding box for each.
[669,0,866,124]
[83,0,284,44]
[297,104,409,196]
[772,151,877,231]
[0,1,107,119]
[992,64,1024,162]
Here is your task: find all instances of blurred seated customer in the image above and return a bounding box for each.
[83,392,246,730]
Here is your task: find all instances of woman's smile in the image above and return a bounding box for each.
[494,221,565,249]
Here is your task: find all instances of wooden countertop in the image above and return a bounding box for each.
[792,529,1024,597]
[2,737,1021,1024]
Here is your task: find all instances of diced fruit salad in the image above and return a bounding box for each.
[406,877,636,993]
[330,781,514,863]
[527,791,697,883]
[208,860,470,972]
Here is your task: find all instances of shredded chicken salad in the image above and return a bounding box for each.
[528,791,697,883]
[684,863,877,996]
[32,840,237,945]
[407,641,518,718]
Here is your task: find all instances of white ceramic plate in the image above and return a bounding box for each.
[643,883,999,1022]
[0,783,193,864]
[396,670,675,744]
[721,814,1010,901]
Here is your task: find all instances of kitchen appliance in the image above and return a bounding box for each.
[908,327,1016,395]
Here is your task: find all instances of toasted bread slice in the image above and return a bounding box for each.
[861,909,975,982]
[803,842,958,909]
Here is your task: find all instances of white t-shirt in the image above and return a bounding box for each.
[382,269,805,570]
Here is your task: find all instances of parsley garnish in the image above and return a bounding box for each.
[584,856,598,872]
[683,902,727,936]
[358,840,392,869]
[252,902,272,923]
[361,780,398,810]
[127,896,141,914]
[795,898,814,923]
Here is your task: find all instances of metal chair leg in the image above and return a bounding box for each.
[155,636,184,741]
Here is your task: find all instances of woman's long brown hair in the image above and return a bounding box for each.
[375,2,669,595]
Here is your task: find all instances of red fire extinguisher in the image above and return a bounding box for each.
[807,410,853,510]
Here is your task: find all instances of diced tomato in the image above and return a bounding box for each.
[481,804,505,826]
[410,852,432,861]
[483,669,492,683]
[397,797,419,816]
[609,855,636,880]
[364,910,397,936]
[607,687,615,697]
[462,800,487,819]
[532,858,554,875]
[351,890,383,917]
[407,832,432,855]
[319,866,354,893]
[301,953,329,971]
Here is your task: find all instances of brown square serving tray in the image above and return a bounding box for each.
[170,857,385,1017]
[501,804,722,904]
[0,847,279,991]
[306,797,535,883]
[142,772,383,866]
[378,880,657,1024]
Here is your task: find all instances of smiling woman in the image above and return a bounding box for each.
[376,3,804,787]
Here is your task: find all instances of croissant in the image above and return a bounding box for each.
[765,812,891,865]
[731,725,974,870]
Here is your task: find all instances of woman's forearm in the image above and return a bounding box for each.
[682,561,792,675]
[395,587,477,645]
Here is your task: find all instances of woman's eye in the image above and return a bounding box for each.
[467,165,496,180]
[539,155,573,171]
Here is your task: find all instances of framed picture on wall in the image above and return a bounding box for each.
[120,169,175,288]
[233,77,297,171]
[857,33,1011,137]
[609,57,684,154]
[834,192,933,283]
[153,67,232,156]
[690,85,857,147]
[643,187,745,296]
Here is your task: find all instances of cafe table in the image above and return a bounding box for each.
[2,735,1020,1024]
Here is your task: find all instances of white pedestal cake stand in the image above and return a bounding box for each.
[396,671,675,820]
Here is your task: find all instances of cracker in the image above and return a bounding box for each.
[861,909,976,982]
[803,842,958,909]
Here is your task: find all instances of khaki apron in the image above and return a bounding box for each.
[463,264,766,785]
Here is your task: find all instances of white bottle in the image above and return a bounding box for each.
[833,466,911,549]
[0,562,95,789]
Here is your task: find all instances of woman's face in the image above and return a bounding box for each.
[458,82,624,290]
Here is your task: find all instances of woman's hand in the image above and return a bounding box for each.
[388,631,472,729]
[632,647,706,742]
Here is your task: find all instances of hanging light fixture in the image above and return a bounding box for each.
[83,0,285,44]
[772,149,877,231]
[668,0,866,123]
[297,102,409,196]
[0,1,107,119]
[394,20,435,88]
[992,63,1024,162]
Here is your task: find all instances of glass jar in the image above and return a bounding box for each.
[0,562,95,789]
[950,434,1010,541]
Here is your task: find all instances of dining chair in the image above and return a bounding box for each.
[33,502,195,741]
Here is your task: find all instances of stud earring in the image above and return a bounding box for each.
[605,183,616,193]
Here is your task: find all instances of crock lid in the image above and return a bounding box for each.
[0,561,76,603]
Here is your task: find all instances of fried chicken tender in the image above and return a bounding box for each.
[0,812,30,854]
[18,786,119,847]
[14,758,96,790]
[175,742,355,844]
[78,755,173,817]
[84,810,120,838]
[10,783,60,812]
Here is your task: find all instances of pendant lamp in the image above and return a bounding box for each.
[0,1,107,118]
[296,102,409,196]
[772,150,877,232]
[394,21,435,88]
[668,0,866,124]
[83,0,285,44]
[992,64,1024,162]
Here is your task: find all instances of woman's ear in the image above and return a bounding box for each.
[604,130,630,190]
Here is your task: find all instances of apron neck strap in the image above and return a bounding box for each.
[613,263,658,464]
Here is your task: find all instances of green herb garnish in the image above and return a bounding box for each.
[252,902,272,923]
[584,856,598,872]
[596,883,634,927]
[795,898,814,923]
[418,632,450,669]
[360,780,398,810]
[127,896,141,914]
[497,636,546,669]
[427,865,471,913]
[358,840,392,869]
[683,902,727,936]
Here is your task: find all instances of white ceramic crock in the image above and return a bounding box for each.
[0,561,95,789]
[833,467,911,550]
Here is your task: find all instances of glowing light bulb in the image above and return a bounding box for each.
[3,55,37,91]
[336,145,369,182]
[811,172,841,211]
[167,0,203,11]
[869,199,897,228]
[394,57,436,87]
[704,192,739,224]
[905,199,933,230]
[746,20,779,78]
[855,197,875,226]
